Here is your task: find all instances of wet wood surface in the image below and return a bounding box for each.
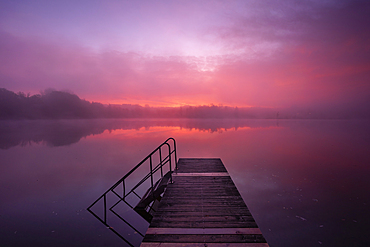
[141,158,269,246]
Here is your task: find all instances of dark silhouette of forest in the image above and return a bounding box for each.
[1,88,369,119]
[0,88,127,119]
[0,88,277,119]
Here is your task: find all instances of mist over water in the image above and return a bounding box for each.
[0,119,369,246]
[2,88,370,121]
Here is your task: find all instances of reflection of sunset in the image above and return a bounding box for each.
[94,125,258,140]
[0,119,281,149]
[1,119,369,246]
[102,126,184,136]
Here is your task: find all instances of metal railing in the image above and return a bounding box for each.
[87,137,177,247]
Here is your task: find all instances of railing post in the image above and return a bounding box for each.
[167,143,173,184]
[149,156,154,201]
[103,194,107,223]
[173,138,177,170]
[122,180,125,199]
[159,147,163,177]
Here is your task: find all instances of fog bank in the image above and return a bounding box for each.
[1,88,369,120]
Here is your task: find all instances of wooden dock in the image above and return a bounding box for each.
[141,158,269,246]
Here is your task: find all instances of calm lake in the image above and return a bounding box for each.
[0,119,369,247]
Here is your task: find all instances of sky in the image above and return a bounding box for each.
[0,0,369,109]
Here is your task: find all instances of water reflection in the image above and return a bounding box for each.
[225,120,370,247]
[0,119,279,149]
[0,119,369,247]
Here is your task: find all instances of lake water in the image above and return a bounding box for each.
[0,119,369,247]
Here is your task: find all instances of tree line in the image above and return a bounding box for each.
[1,88,368,119]
[0,88,280,119]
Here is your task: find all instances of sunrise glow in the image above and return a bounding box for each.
[0,0,369,112]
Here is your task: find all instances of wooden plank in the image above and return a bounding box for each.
[142,234,267,243]
[146,228,262,235]
[173,172,229,176]
[175,158,228,173]
[148,222,259,229]
[141,243,270,247]
[141,158,269,246]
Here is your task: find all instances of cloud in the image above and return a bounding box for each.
[0,0,369,111]
[206,0,370,106]
[0,31,217,105]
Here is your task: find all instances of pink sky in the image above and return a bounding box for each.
[0,0,369,109]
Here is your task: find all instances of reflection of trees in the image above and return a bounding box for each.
[0,119,279,149]
[0,120,103,149]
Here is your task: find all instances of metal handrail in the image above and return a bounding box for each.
[87,137,177,247]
